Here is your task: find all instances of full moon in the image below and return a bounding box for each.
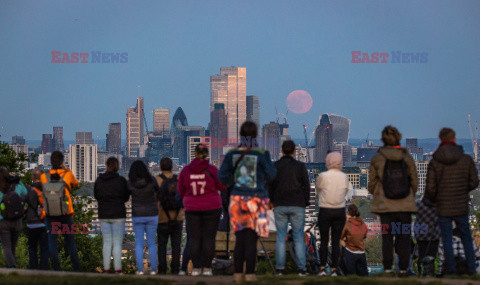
[286,90,313,114]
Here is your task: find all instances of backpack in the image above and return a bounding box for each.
[43,173,70,216]
[158,174,182,216]
[381,153,411,199]
[0,185,26,220]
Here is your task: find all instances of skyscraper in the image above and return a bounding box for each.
[210,103,228,163]
[262,122,281,161]
[11,136,25,145]
[314,114,333,163]
[41,134,53,154]
[70,132,97,183]
[153,109,170,137]
[106,123,122,154]
[246,95,260,127]
[171,107,188,135]
[210,67,246,141]
[406,138,418,154]
[53,126,64,152]
[326,114,350,144]
[173,126,205,164]
[126,97,144,158]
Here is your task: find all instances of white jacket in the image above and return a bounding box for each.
[315,169,353,208]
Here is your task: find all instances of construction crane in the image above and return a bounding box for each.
[468,114,479,162]
[303,125,311,164]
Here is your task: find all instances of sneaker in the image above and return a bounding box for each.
[191,268,202,276]
[318,268,327,276]
[150,271,157,275]
[115,270,123,275]
[276,269,283,276]
[330,270,338,277]
[398,270,408,278]
[298,270,309,277]
[202,268,213,276]
[178,270,187,276]
[135,271,144,275]
[103,270,111,274]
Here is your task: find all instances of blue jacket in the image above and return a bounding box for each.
[218,148,277,198]
[0,181,28,220]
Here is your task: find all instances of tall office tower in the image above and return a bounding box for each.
[210,67,247,141]
[53,126,64,152]
[210,103,228,163]
[334,143,353,164]
[325,114,351,144]
[126,97,144,158]
[106,123,122,154]
[314,114,333,163]
[146,135,172,163]
[246,95,260,127]
[41,134,53,154]
[406,138,418,154]
[153,109,170,137]
[173,126,205,164]
[171,107,188,138]
[11,136,25,145]
[187,136,211,164]
[69,132,98,182]
[262,122,281,161]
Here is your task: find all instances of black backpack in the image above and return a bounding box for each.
[158,174,182,213]
[381,153,411,199]
[1,186,26,220]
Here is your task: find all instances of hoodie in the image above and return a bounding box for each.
[316,152,353,208]
[178,158,226,212]
[94,172,130,219]
[426,144,479,217]
[128,178,159,218]
[341,216,368,252]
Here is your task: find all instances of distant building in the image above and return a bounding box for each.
[246,95,260,127]
[106,123,122,154]
[38,153,51,167]
[357,146,380,164]
[53,126,64,152]
[210,67,247,141]
[314,114,333,163]
[146,135,172,164]
[187,136,211,164]
[41,134,53,154]
[334,143,353,164]
[12,136,25,145]
[10,144,28,155]
[153,109,170,137]
[210,103,228,163]
[173,126,205,164]
[406,138,418,154]
[416,161,429,195]
[126,97,144,158]
[262,122,281,161]
[69,132,98,182]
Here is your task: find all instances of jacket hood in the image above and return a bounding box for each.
[189,158,210,172]
[132,178,148,188]
[349,216,364,227]
[99,172,119,181]
[433,145,464,165]
[326,152,343,170]
[378,146,408,161]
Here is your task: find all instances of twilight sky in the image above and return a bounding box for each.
[1,0,479,141]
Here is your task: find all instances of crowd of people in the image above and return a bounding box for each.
[0,122,479,281]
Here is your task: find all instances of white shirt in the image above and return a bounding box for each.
[315,169,353,208]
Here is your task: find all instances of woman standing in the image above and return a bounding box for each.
[178,144,226,276]
[218,121,277,282]
[128,160,160,275]
[94,157,130,274]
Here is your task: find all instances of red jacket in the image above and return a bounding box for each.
[178,158,226,212]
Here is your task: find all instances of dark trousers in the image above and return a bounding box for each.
[0,219,22,268]
[417,240,439,276]
[181,233,191,272]
[318,207,346,268]
[185,209,221,268]
[342,248,368,276]
[379,212,412,271]
[46,215,81,271]
[27,226,49,270]
[234,229,258,274]
[157,221,183,274]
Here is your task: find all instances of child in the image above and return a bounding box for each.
[340,204,368,276]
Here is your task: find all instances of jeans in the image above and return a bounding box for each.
[157,221,183,274]
[274,206,306,271]
[318,207,346,268]
[46,215,81,271]
[181,232,191,272]
[342,248,368,276]
[100,218,125,271]
[133,216,158,272]
[0,219,22,268]
[27,226,49,270]
[234,229,258,274]
[379,212,411,271]
[185,209,221,269]
[438,214,476,275]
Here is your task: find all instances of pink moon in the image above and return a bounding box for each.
[286,90,313,114]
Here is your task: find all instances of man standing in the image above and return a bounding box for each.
[426,128,479,275]
[269,140,310,276]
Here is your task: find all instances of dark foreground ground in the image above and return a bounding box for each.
[1,268,480,284]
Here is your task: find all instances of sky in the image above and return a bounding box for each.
[1,0,479,142]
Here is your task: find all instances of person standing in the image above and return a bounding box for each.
[155,157,184,275]
[40,151,81,271]
[425,128,479,275]
[128,160,160,275]
[26,169,49,270]
[178,144,226,276]
[315,151,353,276]
[368,126,418,277]
[219,121,277,283]
[94,157,130,274]
[340,204,368,276]
[269,140,310,276]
